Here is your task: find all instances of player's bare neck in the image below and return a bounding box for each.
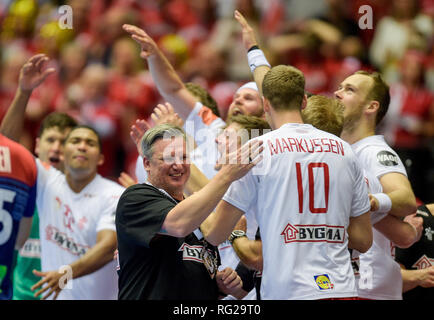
[66,171,97,193]
[272,110,304,129]
[341,121,375,145]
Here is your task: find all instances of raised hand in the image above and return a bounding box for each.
[234,10,259,51]
[151,102,184,127]
[19,54,55,92]
[118,172,137,188]
[220,139,264,182]
[123,24,159,59]
[130,119,152,154]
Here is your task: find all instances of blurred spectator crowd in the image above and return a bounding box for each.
[0,0,433,202]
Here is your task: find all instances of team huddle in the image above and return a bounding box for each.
[1,10,432,301]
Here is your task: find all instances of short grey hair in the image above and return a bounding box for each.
[140,123,186,159]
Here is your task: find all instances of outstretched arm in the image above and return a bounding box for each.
[123,24,198,120]
[0,54,55,141]
[234,10,270,97]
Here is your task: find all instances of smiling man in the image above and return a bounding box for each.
[115,123,263,300]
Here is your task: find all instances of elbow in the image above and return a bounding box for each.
[167,226,191,238]
[350,232,373,254]
[399,197,417,218]
[162,218,194,238]
[356,238,373,253]
[407,201,417,217]
[394,231,418,249]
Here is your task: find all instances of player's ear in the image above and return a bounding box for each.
[301,94,308,110]
[98,153,105,166]
[262,96,271,113]
[365,100,379,117]
[143,156,151,170]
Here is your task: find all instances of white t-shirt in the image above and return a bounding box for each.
[223,123,371,300]
[36,159,125,300]
[351,135,406,300]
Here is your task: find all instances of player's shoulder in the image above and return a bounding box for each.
[353,135,392,153]
[97,175,125,193]
[353,135,403,168]
[0,134,35,165]
[0,134,37,184]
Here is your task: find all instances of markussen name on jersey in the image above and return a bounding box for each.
[281,223,345,244]
[19,239,41,258]
[45,225,90,257]
[178,243,204,263]
[268,137,345,157]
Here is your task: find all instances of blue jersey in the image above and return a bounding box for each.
[0,134,37,300]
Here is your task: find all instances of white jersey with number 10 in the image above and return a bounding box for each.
[223,123,371,300]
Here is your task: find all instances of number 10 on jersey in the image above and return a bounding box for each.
[296,162,330,214]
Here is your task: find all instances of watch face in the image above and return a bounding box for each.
[233,230,245,237]
[229,230,246,244]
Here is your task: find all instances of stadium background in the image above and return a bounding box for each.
[0,0,432,203]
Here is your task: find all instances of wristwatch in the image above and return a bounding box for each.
[228,230,247,244]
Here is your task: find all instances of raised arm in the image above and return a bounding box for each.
[123,24,198,120]
[0,54,55,141]
[234,10,270,97]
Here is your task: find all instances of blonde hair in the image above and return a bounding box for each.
[262,65,305,111]
[302,95,344,136]
[226,114,271,138]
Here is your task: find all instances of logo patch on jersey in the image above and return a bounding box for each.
[178,243,204,263]
[314,274,334,290]
[376,151,399,166]
[45,225,90,257]
[281,223,344,244]
[18,239,41,258]
[412,254,434,270]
